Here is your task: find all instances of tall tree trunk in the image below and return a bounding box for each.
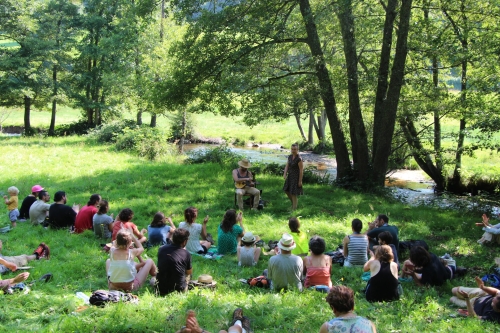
[86,57,93,125]
[299,0,351,179]
[337,0,369,181]
[179,110,186,153]
[308,108,314,146]
[137,110,143,125]
[294,112,307,141]
[371,0,413,185]
[150,114,157,127]
[49,65,57,136]
[24,95,32,135]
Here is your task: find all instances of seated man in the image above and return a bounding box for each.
[268,233,303,291]
[233,159,260,211]
[157,229,192,295]
[450,276,500,323]
[366,214,399,250]
[29,190,51,226]
[0,240,50,274]
[48,191,79,230]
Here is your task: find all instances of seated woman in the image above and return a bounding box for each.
[476,213,500,245]
[364,245,400,302]
[403,246,452,286]
[288,217,309,256]
[237,231,261,266]
[217,210,245,255]
[148,212,176,246]
[319,285,377,333]
[342,219,369,267]
[303,236,332,289]
[111,208,147,244]
[106,229,157,292]
[93,200,114,239]
[178,207,211,254]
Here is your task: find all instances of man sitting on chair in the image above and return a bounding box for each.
[233,159,260,211]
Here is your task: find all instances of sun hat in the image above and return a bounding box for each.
[197,274,213,284]
[31,185,44,192]
[241,232,257,244]
[238,159,252,168]
[277,233,296,251]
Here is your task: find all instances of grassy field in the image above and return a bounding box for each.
[0,135,497,332]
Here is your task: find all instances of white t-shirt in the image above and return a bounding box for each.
[178,222,203,253]
[29,200,51,225]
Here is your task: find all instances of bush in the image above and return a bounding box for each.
[53,120,92,136]
[168,111,195,141]
[87,120,137,143]
[115,126,175,160]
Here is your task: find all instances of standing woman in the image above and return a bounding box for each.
[283,143,304,211]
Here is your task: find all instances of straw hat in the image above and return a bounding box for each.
[277,233,296,251]
[238,159,252,168]
[197,274,213,284]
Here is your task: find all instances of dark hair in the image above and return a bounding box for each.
[116,229,133,248]
[184,207,198,224]
[38,190,48,200]
[97,200,109,215]
[375,245,393,263]
[288,217,300,233]
[409,246,431,267]
[325,285,355,313]
[118,208,134,222]
[351,218,363,233]
[220,209,237,233]
[378,214,389,224]
[87,194,101,206]
[493,295,500,311]
[151,212,166,227]
[54,191,66,202]
[172,228,190,246]
[309,236,326,255]
[378,231,393,245]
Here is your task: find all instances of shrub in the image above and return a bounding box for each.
[53,120,92,136]
[87,120,137,143]
[186,144,243,165]
[115,126,174,160]
[168,111,195,141]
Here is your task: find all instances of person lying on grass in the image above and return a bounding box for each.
[111,208,147,243]
[450,276,500,323]
[106,229,157,292]
[0,240,50,274]
[175,308,252,333]
[402,246,452,286]
[363,245,399,303]
[319,285,377,333]
[0,272,29,293]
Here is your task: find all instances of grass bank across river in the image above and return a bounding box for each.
[0,135,496,332]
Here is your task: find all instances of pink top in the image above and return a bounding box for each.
[304,257,332,288]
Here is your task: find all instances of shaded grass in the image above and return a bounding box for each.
[0,136,497,332]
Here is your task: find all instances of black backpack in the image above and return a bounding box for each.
[89,290,138,307]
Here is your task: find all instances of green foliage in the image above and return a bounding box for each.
[115,126,175,161]
[53,120,92,136]
[87,120,138,143]
[186,144,243,165]
[168,110,196,141]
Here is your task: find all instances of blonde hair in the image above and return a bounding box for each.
[116,230,133,249]
[7,186,19,195]
[375,245,394,263]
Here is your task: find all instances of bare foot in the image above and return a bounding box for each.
[13,272,30,284]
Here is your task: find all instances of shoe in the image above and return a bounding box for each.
[455,267,468,277]
[240,316,252,333]
[232,308,243,322]
[33,243,50,260]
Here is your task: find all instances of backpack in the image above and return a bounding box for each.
[247,276,270,288]
[89,290,138,307]
[481,274,500,288]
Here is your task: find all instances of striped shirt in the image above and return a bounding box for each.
[346,235,368,265]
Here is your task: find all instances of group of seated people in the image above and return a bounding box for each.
[4,185,500,331]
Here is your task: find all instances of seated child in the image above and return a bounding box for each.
[237,232,261,266]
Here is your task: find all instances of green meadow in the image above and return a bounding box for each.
[0,135,497,332]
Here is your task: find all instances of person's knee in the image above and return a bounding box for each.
[451,287,458,295]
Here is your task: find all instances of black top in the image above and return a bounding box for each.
[157,244,192,296]
[474,295,500,323]
[19,196,36,219]
[417,253,451,286]
[366,261,400,302]
[367,225,399,251]
[48,204,77,229]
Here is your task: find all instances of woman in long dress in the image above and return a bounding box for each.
[283,143,304,211]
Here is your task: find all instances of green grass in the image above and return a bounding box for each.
[0,135,497,332]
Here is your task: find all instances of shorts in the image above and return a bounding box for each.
[108,277,141,292]
[8,209,19,222]
[197,245,208,255]
[2,255,30,267]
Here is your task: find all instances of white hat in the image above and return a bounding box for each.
[278,233,296,251]
[241,232,257,244]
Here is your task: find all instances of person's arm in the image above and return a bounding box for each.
[319,322,329,333]
[167,217,176,232]
[342,235,349,257]
[108,221,114,232]
[237,212,244,235]
[363,251,375,272]
[130,234,144,259]
[457,289,477,317]
[298,159,303,187]
[3,197,12,205]
[0,257,17,272]
[302,256,308,275]
[254,247,261,264]
[283,161,289,180]
[475,276,500,296]
[201,216,209,239]
[0,272,29,290]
